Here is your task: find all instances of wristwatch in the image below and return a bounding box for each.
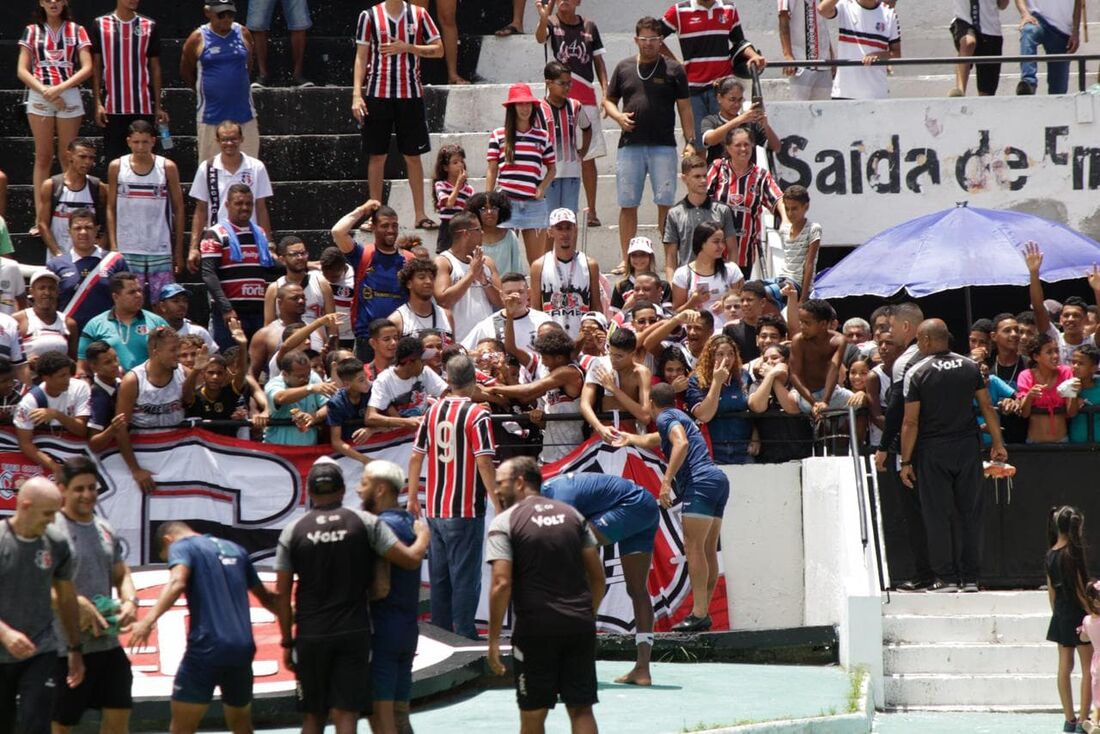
[899,460,912,467]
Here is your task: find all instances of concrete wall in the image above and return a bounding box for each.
[721,462,805,631]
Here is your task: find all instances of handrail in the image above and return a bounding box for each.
[764,53,1100,93]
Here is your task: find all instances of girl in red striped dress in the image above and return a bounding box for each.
[17,0,93,234]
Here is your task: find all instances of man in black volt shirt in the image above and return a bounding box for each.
[899,319,1007,594]
[274,461,430,734]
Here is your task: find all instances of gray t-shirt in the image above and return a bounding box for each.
[663,197,737,271]
[51,514,124,655]
[0,520,73,662]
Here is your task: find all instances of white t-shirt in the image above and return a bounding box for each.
[367,366,447,417]
[671,263,744,331]
[177,319,219,353]
[1045,323,1097,366]
[13,381,91,430]
[188,152,273,227]
[953,0,1006,36]
[461,309,554,354]
[828,0,900,100]
[0,312,26,365]
[1026,0,1074,34]
[778,0,833,61]
[0,259,25,315]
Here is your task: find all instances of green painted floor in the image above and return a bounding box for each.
[216,662,854,733]
[874,712,1070,733]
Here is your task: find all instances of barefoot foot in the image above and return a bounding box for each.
[614,668,652,686]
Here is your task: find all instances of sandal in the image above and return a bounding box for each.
[415,217,439,231]
[495,24,523,37]
[610,261,627,276]
[28,224,40,237]
[587,213,601,227]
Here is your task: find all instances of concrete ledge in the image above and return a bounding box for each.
[598,625,838,666]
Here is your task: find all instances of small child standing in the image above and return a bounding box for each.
[1047,505,1094,733]
[1067,344,1100,444]
[1079,581,1100,733]
[778,185,822,298]
[539,61,592,216]
[432,144,474,253]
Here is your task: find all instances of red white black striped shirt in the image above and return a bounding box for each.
[487,126,556,201]
[705,160,782,267]
[199,223,270,312]
[536,98,588,179]
[661,0,751,90]
[19,22,91,87]
[355,2,440,99]
[413,396,496,519]
[91,13,160,116]
[433,180,475,221]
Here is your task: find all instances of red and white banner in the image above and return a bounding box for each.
[0,429,728,633]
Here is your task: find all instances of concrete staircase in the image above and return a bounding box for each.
[882,590,1073,711]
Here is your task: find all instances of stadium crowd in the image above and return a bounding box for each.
[0,0,1094,731]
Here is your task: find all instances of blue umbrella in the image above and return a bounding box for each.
[813,205,1100,301]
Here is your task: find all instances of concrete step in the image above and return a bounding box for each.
[882,613,1050,645]
[885,672,1075,708]
[882,590,1049,617]
[883,642,1052,675]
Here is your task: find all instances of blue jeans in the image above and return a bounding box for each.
[427,516,484,640]
[615,145,679,208]
[545,177,581,214]
[1019,13,1070,94]
[689,88,719,150]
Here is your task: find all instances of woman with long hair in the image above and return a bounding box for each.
[1017,332,1074,443]
[1046,506,1093,732]
[706,126,788,279]
[17,0,93,235]
[699,76,778,165]
[466,190,527,277]
[685,334,756,464]
[671,221,743,330]
[485,83,557,265]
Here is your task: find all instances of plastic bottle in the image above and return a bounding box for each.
[158,122,174,151]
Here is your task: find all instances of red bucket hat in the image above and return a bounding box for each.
[502,83,540,107]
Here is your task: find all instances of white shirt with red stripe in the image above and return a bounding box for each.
[827,0,900,100]
[536,99,591,180]
[661,0,750,90]
[486,126,556,201]
[19,21,90,87]
[413,396,496,519]
[355,2,440,99]
[92,13,160,115]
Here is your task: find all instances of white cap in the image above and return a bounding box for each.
[548,208,577,226]
[580,311,609,330]
[627,237,654,256]
[29,270,60,286]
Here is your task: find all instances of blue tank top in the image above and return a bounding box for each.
[656,407,722,490]
[197,23,254,125]
[542,473,646,519]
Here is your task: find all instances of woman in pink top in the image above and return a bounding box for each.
[1017,332,1075,443]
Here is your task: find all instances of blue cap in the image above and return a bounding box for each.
[158,283,188,301]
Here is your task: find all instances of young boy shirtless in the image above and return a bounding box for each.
[580,328,651,439]
[790,298,851,418]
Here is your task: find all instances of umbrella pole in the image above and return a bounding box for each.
[964,287,974,332]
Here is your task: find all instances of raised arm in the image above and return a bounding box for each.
[331,200,381,254]
[1024,241,1052,335]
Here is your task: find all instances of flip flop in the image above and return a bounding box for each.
[610,261,627,276]
[495,24,523,37]
[28,225,40,237]
[587,213,602,227]
[415,218,439,231]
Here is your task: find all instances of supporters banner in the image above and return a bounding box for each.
[769,95,1100,245]
[0,429,727,633]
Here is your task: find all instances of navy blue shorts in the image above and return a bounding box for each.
[173,654,253,707]
[680,471,730,519]
[370,632,417,702]
[591,492,660,555]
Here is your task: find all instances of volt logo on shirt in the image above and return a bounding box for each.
[307,529,349,544]
[933,359,965,371]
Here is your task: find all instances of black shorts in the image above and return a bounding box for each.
[52,646,133,725]
[362,97,431,157]
[0,652,55,734]
[295,631,372,715]
[511,631,598,711]
[950,18,1004,95]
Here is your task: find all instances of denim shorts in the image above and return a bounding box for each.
[504,196,549,230]
[247,0,313,31]
[545,177,581,214]
[25,87,84,119]
[615,145,679,208]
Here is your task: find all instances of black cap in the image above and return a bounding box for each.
[307,462,345,496]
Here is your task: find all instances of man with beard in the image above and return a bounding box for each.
[530,209,601,339]
[154,283,217,354]
[264,236,335,345]
[390,258,453,343]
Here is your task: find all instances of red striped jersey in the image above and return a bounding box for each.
[705,160,781,267]
[545,15,606,107]
[433,180,475,220]
[413,396,496,519]
[536,98,588,179]
[355,2,440,99]
[91,13,160,115]
[199,223,270,310]
[486,126,556,201]
[19,22,91,87]
[661,0,751,89]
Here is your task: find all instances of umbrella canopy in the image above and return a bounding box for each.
[812,206,1100,299]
